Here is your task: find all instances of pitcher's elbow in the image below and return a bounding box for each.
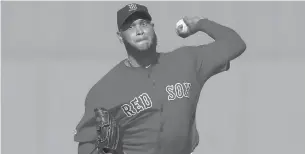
[240,39,247,53]
[233,35,247,56]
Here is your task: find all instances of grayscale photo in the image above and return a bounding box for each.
[2,1,305,154]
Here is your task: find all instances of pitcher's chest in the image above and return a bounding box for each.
[106,62,200,117]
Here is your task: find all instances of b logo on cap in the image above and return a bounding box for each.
[128,3,137,11]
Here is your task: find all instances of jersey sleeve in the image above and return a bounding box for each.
[190,43,231,85]
[74,72,126,143]
[191,121,199,153]
[74,90,100,143]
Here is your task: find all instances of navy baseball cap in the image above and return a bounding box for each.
[117,3,152,30]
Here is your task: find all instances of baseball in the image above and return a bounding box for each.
[176,19,189,34]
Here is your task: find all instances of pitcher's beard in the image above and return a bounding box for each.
[123,33,160,68]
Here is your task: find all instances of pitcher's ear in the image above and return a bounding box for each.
[116,31,123,44]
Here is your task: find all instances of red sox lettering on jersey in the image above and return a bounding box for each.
[121,93,153,117]
[121,82,192,117]
[166,82,192,101]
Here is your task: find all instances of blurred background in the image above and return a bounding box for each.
[2,1,305,154]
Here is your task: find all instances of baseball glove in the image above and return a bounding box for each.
[89,107,124,154]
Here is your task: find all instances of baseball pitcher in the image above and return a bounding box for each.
[74,3,246,154]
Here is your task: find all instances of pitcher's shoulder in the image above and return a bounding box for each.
[91,60,126,88]
[85,61,126,107]
[161,45,198,61]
